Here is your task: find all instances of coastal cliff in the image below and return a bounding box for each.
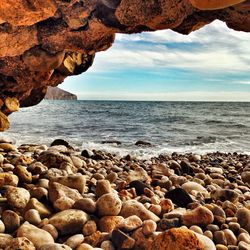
[45,87,77,100]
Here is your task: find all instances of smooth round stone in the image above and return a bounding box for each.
[160,199,174,213]
[76,243,93,250]
[14,165,32,183]
[99,216,124,233]
[228,222,240,234]
[211,189,239,203]
[117,215,142,232]
[120,200,160,222]
[101,240,115,250]
[2,210,20,233]
[106,172,117,183]
[214,231,227,245]
[95,180,112,198]
[82,220,97,236]
[182,181,208,194]
[24,209,41,225]
[5,186,30,208]
[39,243,72,250]
[236,208,250,233]
[165,188,193,208]
[49,209,89,235]
[223,229,237,246]
[96,193,122,217]
[151,228,204,250]
[73,198,96,214]
[0,143,17,152]
[238,241,250,250]
[0,173,19,187]
[241,172,250,184]
[190,225,203,234]
[238,233,250,244]
[216,244,228,250]
[0,234,13,249]
[111,229,135,249]
[50,175,86,194]
[17,222,54,249]
[65,234,84,249]
[206,224,220,232]
[0,220,5,233]
[42,224,58,240]
[182,206,214,227]
[26,198,52,219]
[142,220,157,236]
[195,233,216,250]
[54,196,75,211]
[6,237,36,250]
[30,187,48,200]
[149,204,162,216]
[211,205,226,218]
[204,230,213,240]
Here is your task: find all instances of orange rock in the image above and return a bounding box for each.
[149,228,205,250]
[189,0,245,10]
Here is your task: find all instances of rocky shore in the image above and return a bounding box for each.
[0,139,249,250]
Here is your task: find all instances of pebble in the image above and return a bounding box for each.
[42,224,59,240]
[165,188,193,208]
[6,237,36,250]
[0,173,19,187]
[99,216,124,233]
[24,209,42,225]
[182,206,214,227]
[182,181,208,194]
[5,186,30,208]
[2,210,20,232]
[236,208,250,233]
[73,198,96,214]
[39,243,72,250]
[17,222,54,249]
[65,234,84,249]
[238,241,250,250]
[142,219,157,236]
[111,229,135,249]
[95,179,112,197]
[120,200,160,222]
[211,189,239,203]
[101,240,115,250]
[238,232,250,244]
[49,209,89,235]
[195,232,216,250]
[151,227,204,250]
[0,234,13,249]
[96,193,122,217]
[117,215,142,232]
[83,220,97,236]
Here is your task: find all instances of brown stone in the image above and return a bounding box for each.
[150,228,205,250]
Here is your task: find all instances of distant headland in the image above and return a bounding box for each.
[45,87,77,100]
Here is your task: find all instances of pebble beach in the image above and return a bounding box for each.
[0,139,250,250]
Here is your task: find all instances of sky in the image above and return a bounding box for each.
[61,20,250,101]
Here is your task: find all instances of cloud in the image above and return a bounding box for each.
[89,20,250,74]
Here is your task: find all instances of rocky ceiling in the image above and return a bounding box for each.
[0,0,250,130]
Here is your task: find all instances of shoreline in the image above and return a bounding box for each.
[0,140,249,249]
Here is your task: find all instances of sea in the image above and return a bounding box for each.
[1,100,250,159]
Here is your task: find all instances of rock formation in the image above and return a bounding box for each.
[45,87,77,100]
[0,0,250,130]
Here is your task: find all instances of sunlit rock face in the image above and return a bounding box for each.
[0,0,249,112]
